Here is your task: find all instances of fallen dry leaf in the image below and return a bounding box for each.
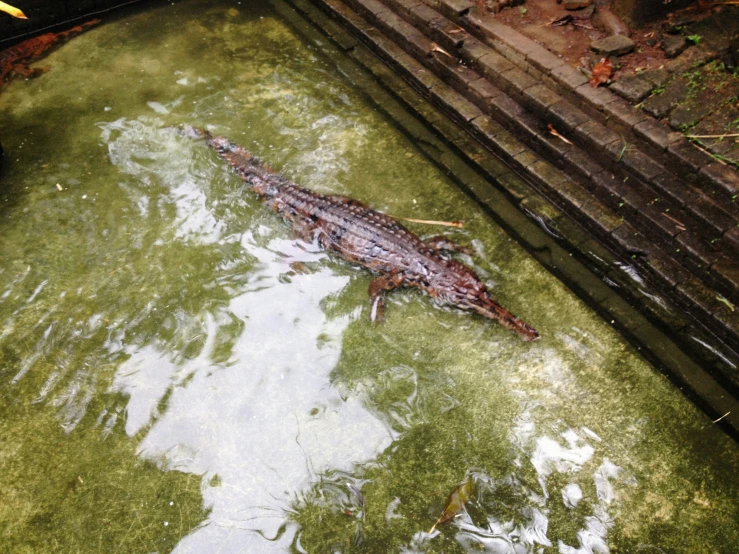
[590,57,613,88]
[429,479,473,534]
[548,14,573,27]
[0,1,26,18]
[430,42,454,59]
[548,124,573,145]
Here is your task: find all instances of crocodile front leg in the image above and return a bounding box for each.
[368,272,406,322]
[10,64,48,79]
[425,235,473,256]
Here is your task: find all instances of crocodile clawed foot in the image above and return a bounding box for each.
[425,235,473,256]
[370,296,385,324]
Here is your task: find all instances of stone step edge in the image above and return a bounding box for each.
[374,0,739,236]
[343,0,739,303]
[301,0,739,357]
[426,0,739,205]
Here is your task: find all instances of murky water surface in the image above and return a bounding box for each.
[1,1,737,552]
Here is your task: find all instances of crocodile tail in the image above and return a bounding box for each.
[474,298,539,341]
[501,310,539,342]
[59,18,101,39]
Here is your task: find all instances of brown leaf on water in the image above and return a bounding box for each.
[589,57,613,88]
[289,261,308,274]
[0,1,27,18]
[428,478,473,534]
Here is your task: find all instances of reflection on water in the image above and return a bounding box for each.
[0,0,738,552]
[119,238,393,552]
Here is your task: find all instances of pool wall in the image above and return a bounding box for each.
[0,0,149,42]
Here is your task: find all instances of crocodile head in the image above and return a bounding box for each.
[431,263,539,341]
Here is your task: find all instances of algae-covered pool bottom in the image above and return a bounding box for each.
[0,1,737,552]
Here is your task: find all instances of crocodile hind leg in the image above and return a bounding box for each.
[11,64,49,79]
[424,235,473,256]
[368,272,406,323]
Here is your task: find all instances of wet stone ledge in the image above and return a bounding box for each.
[284,0,739,437]
[0,0,149,43]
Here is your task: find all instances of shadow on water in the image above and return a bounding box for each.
[0,1,738,553]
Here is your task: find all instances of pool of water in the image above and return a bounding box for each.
[0,1,737,552]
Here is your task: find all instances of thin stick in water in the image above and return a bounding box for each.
[392,216,465,228]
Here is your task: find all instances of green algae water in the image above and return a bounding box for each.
[0,1,737,552]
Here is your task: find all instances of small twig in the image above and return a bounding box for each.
[392,216,465,228]
[617,142,632,162]
[689,141,728,165]
[716,295,735,312]
[661,212,687,231]
[712,411,730,424]
[686,132,739,139]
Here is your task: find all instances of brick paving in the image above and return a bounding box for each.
[602,9,739,170]
[283,0,739,433]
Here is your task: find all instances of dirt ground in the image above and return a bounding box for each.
[484,0,736,79]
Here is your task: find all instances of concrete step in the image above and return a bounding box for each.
[385,1,739,233]
[430,1,739,205]
[335,0,739,304]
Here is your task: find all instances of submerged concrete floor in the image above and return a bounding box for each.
[288,0,739,434]
[1,0,737,435]
[1,3,738,553]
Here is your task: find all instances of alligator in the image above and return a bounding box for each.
[0,19,100,85]
[185,127,538,341]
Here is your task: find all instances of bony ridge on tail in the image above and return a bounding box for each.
[181,125,539,341]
